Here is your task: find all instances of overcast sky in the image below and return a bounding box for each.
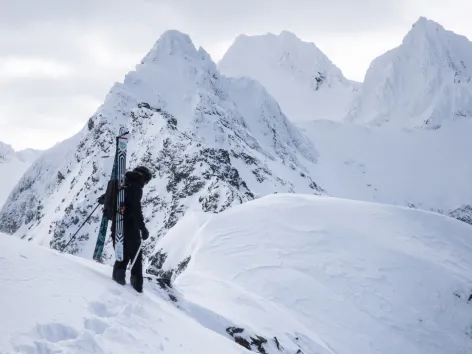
[1,0,471,151]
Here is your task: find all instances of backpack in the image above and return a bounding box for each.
[99,179,118,220]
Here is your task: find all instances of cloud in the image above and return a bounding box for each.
[0,0,471,150]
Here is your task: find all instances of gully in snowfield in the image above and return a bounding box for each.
[112,166,152,293]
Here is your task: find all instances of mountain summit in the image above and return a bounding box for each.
[218,31,359,122]
[346,17,472,129]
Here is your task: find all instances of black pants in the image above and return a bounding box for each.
[112,227,143,291]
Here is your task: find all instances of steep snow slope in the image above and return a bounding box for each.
[219,31,360,122]
[347,17,472,129]
[0,30,322,271]
[0,142,41,208]
[297,119,472,222]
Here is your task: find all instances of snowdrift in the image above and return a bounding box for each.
[160,194,472,354]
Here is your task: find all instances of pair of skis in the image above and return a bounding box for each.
[93,127,128,263]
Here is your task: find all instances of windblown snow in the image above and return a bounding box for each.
[2,194,472,354]
[347,17,472,128]
[219,31,360,122]
[0,142,41,208]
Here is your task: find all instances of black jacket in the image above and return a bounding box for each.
[123,171,146,251]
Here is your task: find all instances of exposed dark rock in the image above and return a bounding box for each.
[274,337,282,350]
[226,327,245,336]
[226,327,271,353]
[57,171,65,183]
[449,205,472,225]
[87,118,94,131]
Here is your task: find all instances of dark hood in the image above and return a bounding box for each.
[125,170,145,187]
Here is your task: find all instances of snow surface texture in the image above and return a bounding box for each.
[219,31,360,122]
[347,17,472,129]
[297,119,472,222]
[0,30,322,272]
[0,141,41,208]
[3,194,471,353]
[0,232,249,354]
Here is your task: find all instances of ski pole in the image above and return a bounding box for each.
[129,242,143,270]
[61,203,100,252]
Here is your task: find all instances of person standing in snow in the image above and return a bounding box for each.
[112,166,152,293]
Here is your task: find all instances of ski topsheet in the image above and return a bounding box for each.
[114,127,129,261]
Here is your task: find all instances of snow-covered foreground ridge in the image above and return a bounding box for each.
[161,194,472,354]
[4,194,468,353]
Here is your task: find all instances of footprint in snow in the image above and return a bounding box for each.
[34,322,79,343]
[84,316,111,335]
[13,322,81,354]
[88,301,119,318]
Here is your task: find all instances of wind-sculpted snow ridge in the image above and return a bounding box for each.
[347,17,472,129]
[219,30,360,122]
[0,30,323,274]
[151,194,472,354]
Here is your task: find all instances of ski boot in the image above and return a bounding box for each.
[112,262,126,286]
[130,275,143,293]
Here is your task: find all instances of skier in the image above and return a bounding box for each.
[112,165,152,293]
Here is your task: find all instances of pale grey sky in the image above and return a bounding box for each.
[0,0,471,150]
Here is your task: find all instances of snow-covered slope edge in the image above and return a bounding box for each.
[0,232,249,354]
[0,30,323,271]
[219,31,360,123]
[158,194,472,354]
[0,142,42,208]
[347,17,472,129]
[297,119,472,225]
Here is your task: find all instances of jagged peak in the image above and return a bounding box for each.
[223,30,341,75]
[412,16,443,29]
[279,30,301,41]
[402,16,471,48]
[404,17,443,39]
[140,30,203,65]
[234,30,317,50]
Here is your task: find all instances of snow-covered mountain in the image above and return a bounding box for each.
[0,30,323,270]
[347,17,472,129]
[0,141,41,208]
[219,31,360,123]
[2,194,472,354]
